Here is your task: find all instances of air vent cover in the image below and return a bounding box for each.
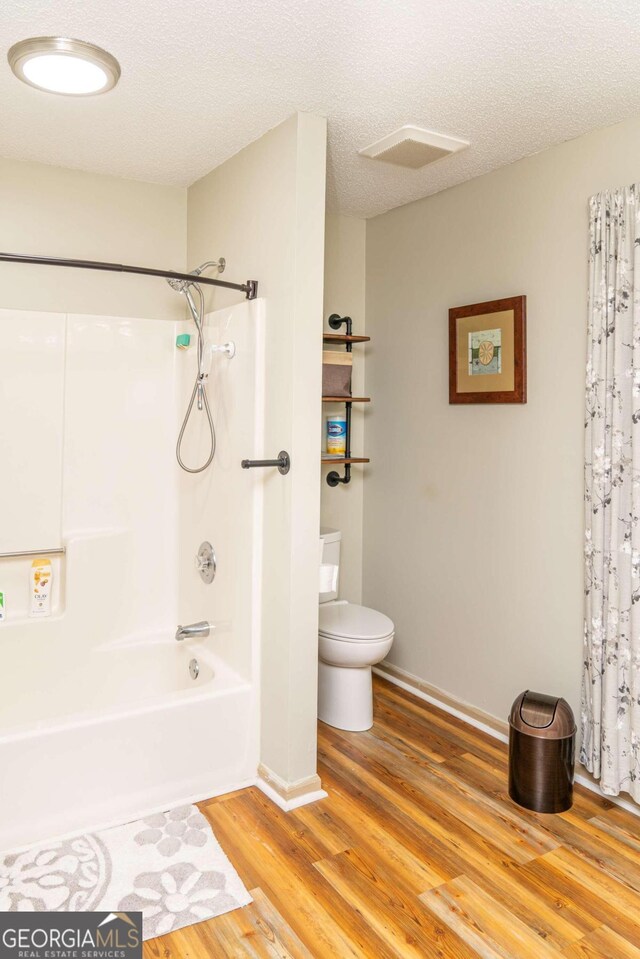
[358,125,469,169]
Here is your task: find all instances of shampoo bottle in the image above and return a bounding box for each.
[30,558,52,617]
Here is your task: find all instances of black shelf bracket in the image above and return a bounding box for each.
[328,313,353,350]
[327,461,351,487]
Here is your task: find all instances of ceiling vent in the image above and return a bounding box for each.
[358,125,469,169]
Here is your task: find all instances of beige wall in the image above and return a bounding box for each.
[321,214,366,602]
[0,158,186,319]
[188,113,327,786]
[365,113,640,724]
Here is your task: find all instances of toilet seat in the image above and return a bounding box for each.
[319,603,394,643]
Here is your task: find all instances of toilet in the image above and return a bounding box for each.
[318,528,394,731]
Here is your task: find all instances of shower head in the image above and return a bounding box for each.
[194,259,226,277]
[167,276,188,292]
[166,258,226,294]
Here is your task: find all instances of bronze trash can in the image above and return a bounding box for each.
[508,690,576,813]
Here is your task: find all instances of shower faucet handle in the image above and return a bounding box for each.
[195,541,216,583]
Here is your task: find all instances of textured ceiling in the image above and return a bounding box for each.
[2,0,640,218]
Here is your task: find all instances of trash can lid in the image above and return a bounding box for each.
[509,690,576,740]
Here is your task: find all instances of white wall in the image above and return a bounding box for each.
[365,113,640,724]
[321,214,366,603]
[0,157,186,319]
[187,113,327,787]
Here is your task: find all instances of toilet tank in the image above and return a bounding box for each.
[320,527,341,604]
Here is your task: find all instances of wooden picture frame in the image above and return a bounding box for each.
[449,295,526,404]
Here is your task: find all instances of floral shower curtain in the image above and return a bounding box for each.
[583,184,640,801]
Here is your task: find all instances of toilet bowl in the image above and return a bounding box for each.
[318,602,394,731]
[318,529,395,731]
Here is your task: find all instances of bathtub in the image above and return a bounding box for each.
[0,634,257,854]
[0,300,265,855]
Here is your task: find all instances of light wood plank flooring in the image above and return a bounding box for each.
[144,676,640,958]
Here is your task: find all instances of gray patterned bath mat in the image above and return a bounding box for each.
[0,805,252,940]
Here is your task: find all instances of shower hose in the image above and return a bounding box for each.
[176,282,216,473]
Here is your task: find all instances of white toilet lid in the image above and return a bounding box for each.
[319,603,394,642]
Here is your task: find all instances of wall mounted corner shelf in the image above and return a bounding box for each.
[322,314,370,487]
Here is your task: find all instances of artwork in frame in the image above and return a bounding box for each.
[449,295,526,404]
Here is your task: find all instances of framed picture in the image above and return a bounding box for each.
[449,295,526,404]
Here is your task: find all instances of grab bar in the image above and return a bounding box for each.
[0,546,65,559]
[241,451,290,475]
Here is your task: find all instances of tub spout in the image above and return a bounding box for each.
[175,621,211,642]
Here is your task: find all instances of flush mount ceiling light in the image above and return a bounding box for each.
[8,37,120,96]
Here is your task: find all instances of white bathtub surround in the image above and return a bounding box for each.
[256,763,327,812]
[0,804,251,940]
[0,310,66,554]
[176,300,265,684]
[0,304,262,852]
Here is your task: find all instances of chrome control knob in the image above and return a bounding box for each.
[195,541,216,584]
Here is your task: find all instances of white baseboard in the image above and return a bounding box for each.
[373,663,508,743]
[374,662,639,819]
[256,778,328,812]
[255,763,327,812]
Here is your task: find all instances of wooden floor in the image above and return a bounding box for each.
[144,676,640,958]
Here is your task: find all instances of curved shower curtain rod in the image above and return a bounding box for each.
[0,252,258,300]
